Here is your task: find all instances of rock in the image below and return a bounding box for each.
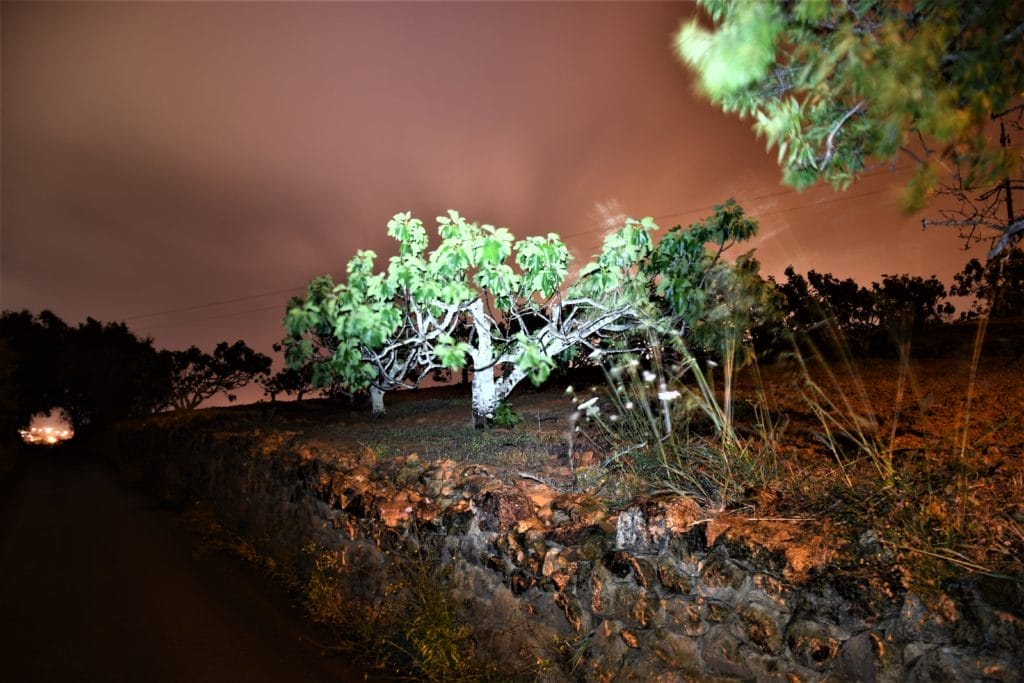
[701,624,754,679]
[905,646,971,682]
[786,619,843,671]
[474,486,533,533]
[650,628,701,672]
[738,600,785,655]
[826,631,878,683]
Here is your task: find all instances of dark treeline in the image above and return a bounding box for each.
[0,311,271,443]
[769,247,1024,358]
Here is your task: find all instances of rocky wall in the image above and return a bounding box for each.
[104,419,1023,681]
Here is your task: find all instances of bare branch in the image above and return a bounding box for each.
[818,101,866,170]
[988,217,1024,259]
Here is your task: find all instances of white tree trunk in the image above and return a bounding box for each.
[369,385,386,416]
[468,299,498,428]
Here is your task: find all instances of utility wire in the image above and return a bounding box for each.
[134,303,288,333]
[124,285,307,321]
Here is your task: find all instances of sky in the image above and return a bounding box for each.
[2,1,988,393]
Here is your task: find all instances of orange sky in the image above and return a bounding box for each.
[2,1,988,378]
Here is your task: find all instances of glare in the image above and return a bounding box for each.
[18,409,74,446]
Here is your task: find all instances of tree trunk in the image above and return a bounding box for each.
[468,299,497,428]
[369,386,386,417]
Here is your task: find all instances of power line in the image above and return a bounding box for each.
[134,303,288,333]
[124,285,307,321]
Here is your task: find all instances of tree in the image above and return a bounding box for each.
[777,268,954,354]
[287,204,776,427]
[286,211,660,425]
[0,310,175,431]
[168,340,272,410]
[921,109,1023,260]
[952,247,1024,319]
[870,273,955,345]
[63,318,176,426]
[777,268,877,341]
[644,198,784,363]
[675,0,1024,246]
[262,343,330,403]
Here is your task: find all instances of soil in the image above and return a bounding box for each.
[196,353,1024,587]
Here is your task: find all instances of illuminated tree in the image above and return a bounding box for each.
[675,0,1024,253]
[286,204,777,426]
[285,211,659,425]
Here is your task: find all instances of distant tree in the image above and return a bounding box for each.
[63,318,176,426]
[168,340,271,410]
[870,273,955,344]
[675,0,1024,250]
[778,268,955,353]
[778,268,876,340]
[951,247,1024,320]
[263,344,323,402]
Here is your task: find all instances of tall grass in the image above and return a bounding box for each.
[569,331,777,508]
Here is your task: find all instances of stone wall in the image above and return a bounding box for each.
[104,418,1023,681]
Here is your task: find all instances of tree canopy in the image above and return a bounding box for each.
[0,310,175,433]
[285,203,777,425]
[676,0,1024,248]
[166,340,272,411]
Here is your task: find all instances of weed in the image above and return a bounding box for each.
[302,526,503,682]
[569,332,778,508]
[492,399,523,428]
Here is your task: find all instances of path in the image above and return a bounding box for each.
[0,448,391,682]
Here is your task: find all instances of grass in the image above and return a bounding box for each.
[302,526,504,682]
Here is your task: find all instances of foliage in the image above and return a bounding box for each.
[643,198,784,362]
[777,267,955,353]
[167,340,272,411]
[951,247,1024,319]
[286,204,781,426]
[676,0,1024,217]
[286,210,660,425]
[491,400,523,428]
[0,310,175,431]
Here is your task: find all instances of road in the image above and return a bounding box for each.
[0,448,392,682]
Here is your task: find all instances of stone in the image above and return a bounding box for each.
[786,619,842,671]
[738,600,785,655]
[701,624,754,679]
[650,628,701,671]
[905,646,970,682]
[826,631,878,683]
[474,486,533,533]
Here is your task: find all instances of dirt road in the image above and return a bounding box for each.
[0,448,389,682]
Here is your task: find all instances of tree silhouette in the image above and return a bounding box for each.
[0,310,175,433]
[168,340,272,410]
[777,269,954,354]
[952,248,1024,320]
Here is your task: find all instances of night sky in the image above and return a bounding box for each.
[2,1,986,388]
